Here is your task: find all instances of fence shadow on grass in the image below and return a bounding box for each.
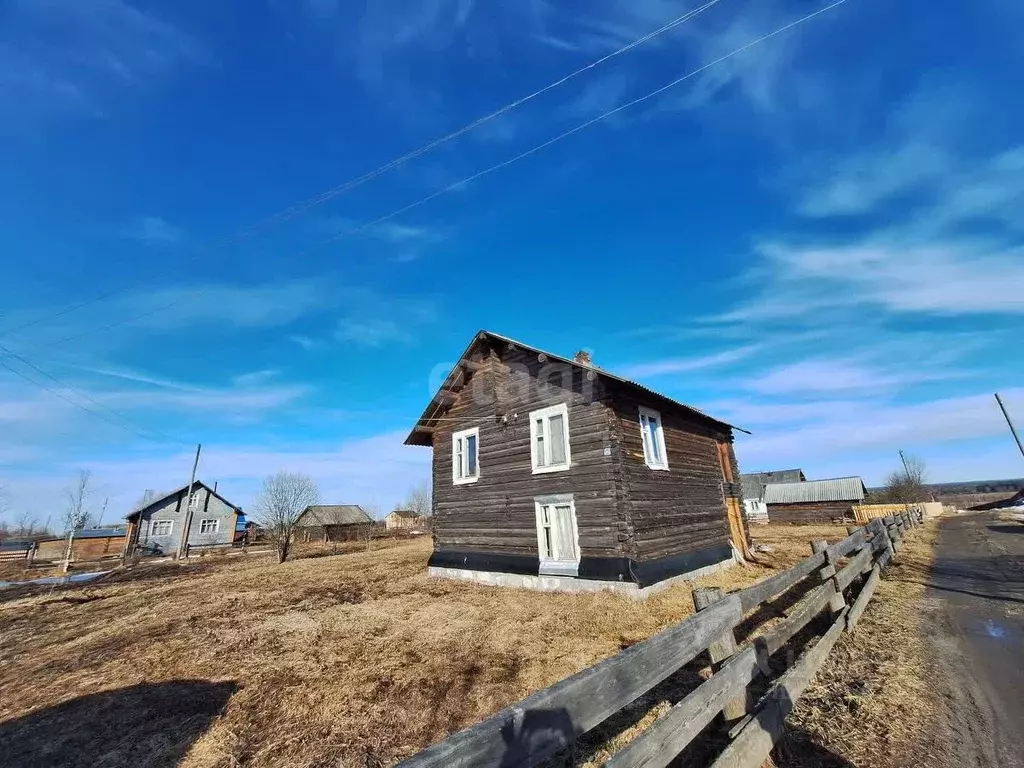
[0,679,237,768]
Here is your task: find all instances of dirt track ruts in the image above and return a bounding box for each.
[923,512,1024,768]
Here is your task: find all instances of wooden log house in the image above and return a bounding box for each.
[405,331,752,596]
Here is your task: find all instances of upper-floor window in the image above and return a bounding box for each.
[530,403,571,473]
[452,427,480,485]
[639,406,669,470]
[189,491,203,510]
[151,520,173,536]
[199,519,219,534]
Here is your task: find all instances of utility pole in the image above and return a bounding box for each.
[898,450,911,478]
[176,444,202,559]
[97,497,108,528]
[995,393,1024,460]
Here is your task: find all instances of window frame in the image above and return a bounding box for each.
[151,520,173,537]
[451,426,481,485]
[529,403,572,474]
[534,494,580,576]
[199,518,219,534]
[638,406,670,471]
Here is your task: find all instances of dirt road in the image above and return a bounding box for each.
[924,512,1024,767]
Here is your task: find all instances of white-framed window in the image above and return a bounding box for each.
[534,494,580,576]
[199,519,219,534]
[151,520,173,536]
[530,403,571,473]
[452,427,480,485]
[639,406,669,470]
[189,491,203,510]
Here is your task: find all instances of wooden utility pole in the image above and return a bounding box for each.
[995,393,1024,460]
[176,444,202,559]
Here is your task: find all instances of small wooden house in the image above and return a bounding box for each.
[295,505,373,542]
[763,476,867,524]
[405,331,750,596]
[124,482,243,557]
[384,510,421,530]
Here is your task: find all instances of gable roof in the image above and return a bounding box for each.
[406,330,747,446]
[762,476,867,505]
[297,505,372,527]
[125,481,242,520]
[740,469,806,500]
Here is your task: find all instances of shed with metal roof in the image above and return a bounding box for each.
[763,476,868,524]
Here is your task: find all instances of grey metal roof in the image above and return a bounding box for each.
[299,505,372,526]
[74,527,127,539]
[740,469,806,500]
[763,477,867,505]
[406,330,748,446]
[125,481,242,519]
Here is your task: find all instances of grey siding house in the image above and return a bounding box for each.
[125,482,243,557]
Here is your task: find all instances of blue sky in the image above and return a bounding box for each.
[1,0,1022,525]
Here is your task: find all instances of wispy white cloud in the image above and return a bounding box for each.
[0,0,209,119]
[116,216,187,244]
[617,344,761,378]
[733,388,1024,481]
[742,358,964,396]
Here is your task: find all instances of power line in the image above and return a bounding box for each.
[0,343,184,445]
[0,0,725,342]
[3,0,849,352]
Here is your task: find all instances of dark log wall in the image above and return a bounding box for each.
[610,386,732,563]
[767,502,854,524]
[431,344,623,562]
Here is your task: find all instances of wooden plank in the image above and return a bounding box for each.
[846,564,881,631]
[605,646,760,768]
[754,581,835,658]
[734,551,826,613]
[711,608,850,768]
[397,595,743,768]
[826,527,867,560]
[834,547,874,592]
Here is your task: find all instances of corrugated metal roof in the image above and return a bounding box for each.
[74,527,127,539]
[763,477,867,504]
[299,505,372,526]
[406,330,749,446]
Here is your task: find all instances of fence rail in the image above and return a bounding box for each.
[398,509,923,768]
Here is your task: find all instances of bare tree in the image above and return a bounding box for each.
[401,480,432,518]
[14,510,38,538]
[252,471,321,563]
[63,470,94,532]
[361,501,381,552]
[880,454,928,505]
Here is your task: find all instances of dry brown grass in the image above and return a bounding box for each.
[777,521,945,767]
[0,524,855,768]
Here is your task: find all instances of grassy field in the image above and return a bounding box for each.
[0,524,879,767]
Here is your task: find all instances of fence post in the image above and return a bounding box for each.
[887,519,903,554]
[871,518,894,562]
[692,586,748,725]
[811,540,846,617]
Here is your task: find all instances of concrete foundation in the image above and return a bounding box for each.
[428,554,735,600]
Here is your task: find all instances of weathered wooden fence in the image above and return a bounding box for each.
[398,511,922,768]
